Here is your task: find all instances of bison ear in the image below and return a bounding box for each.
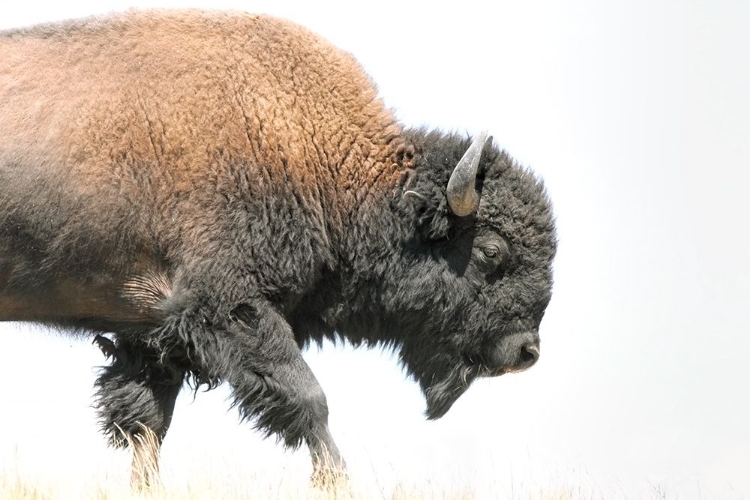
[402,188,451,241]
[402,190,429,203]
[446,131,491,217]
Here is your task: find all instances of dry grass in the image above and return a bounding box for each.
[0,460,603,500]
[0,442,703,500]
[0,467,673,500]
[0,473,476,500]
[0,482,558,500]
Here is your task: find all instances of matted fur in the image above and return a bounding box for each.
[0,10,557,484]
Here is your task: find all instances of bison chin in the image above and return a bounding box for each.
[421,362,481,420]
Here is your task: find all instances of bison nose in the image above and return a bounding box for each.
[518,342,540,369]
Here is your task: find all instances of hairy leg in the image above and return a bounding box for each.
[93,336,184,489]
[194,300,345,484]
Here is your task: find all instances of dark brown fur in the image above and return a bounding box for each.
[0,9,557,487]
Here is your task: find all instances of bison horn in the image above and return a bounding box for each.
[446,131,491,216]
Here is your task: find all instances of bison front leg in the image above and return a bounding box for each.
[93,338,184,490]
[206,300,346,486]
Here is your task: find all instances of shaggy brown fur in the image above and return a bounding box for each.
[0,9,557,488]
[0,10,402,323]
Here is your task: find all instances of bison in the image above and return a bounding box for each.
[0,9,557,486]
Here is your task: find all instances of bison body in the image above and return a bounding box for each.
[0,10,556,485]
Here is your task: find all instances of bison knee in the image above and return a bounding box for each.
[301,384,329,422]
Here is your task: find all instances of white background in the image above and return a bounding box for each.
[1,1,748,498]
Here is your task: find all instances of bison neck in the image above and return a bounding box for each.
[289,186,419,349]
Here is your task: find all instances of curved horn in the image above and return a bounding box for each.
[446,131,491,216]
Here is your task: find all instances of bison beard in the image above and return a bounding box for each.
[0,10,557,487]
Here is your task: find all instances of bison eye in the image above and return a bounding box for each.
[482,246,499,259]
[474,234,511,276]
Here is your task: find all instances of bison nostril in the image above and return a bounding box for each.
[520,343,540,367]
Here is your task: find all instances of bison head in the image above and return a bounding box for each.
[378,130,557,419]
